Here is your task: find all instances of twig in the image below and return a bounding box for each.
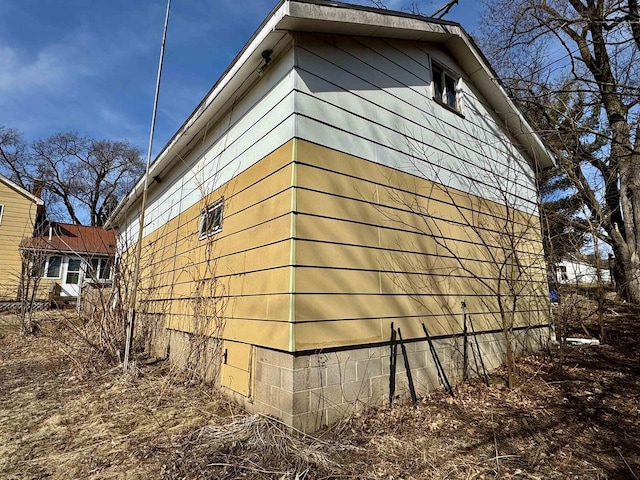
[205,462,287,475]
[491,410,500,478]
[616,447,639,480]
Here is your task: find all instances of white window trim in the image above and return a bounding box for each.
[0,204,4,225]
[43,255,63,279]
[431,61,463,115]
[199,199,224,240]
[65,257,82,285]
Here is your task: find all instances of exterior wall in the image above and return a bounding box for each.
[35,254,113,300]
[253,326,552,432]
[135,141,295,352]
[160,323,551,432]
[0,181,38,300]
[293,34,538,215]
[128,31,551,428]
[556,260,611,285]
[289,33,550,350]
[291,142,549,350]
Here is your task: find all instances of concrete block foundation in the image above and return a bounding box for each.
[158,324,551,432]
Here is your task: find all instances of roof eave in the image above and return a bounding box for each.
[107,0,554,228]
[0,174,44,205]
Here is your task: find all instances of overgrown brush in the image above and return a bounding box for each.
[165,414,361,479]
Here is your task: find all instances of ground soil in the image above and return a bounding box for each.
[1,291,639,479]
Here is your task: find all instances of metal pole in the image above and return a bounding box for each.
[462,300,468,381]
[123,0,171,372]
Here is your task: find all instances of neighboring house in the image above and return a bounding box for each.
[21,222,116,299]
[107,0,554,431]
[0,173,44,300]
[555,257,611,285]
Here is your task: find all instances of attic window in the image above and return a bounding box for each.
[0,204,4,225]
[432,63,460,112]
[199,199,224,239]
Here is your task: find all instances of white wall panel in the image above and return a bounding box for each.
[121,46,296,242]
[294,35,538,213]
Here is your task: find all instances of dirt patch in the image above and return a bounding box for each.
[1,296,639,479]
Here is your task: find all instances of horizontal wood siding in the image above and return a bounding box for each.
[0,181,37,299]
[121,42,296,245]
[293,33,538,215]
[132,141,295,351]
[292,141,549,351]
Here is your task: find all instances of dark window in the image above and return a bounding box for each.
[432,64,444,103]
[199,199,224,239]
[432,62,460,111]
[45,256,62,278]
[89,258,113,281]
[0,204,4,225]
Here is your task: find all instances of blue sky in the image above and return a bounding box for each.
[0,0,484,157]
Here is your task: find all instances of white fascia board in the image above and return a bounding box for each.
[444,34,555,170]
[0,173,44,205]
[284,1,454,40]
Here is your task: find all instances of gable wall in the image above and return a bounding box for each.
[293,33,539,214]
[0,181,38,300]
[291,34,550,351]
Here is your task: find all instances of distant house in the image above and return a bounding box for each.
[107,0,554,431]
[555,257,611,285]
[0,173,44,300]
[20,222,116,300]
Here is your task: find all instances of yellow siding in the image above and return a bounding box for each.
[0,181,38,300]
[134,141,295,351]
[131,139,549,354]
[292,140,549,350]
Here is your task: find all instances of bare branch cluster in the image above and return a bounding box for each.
[478,0,640,302]
[0,126,144,226]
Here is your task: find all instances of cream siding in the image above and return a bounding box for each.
[121,43,297,245]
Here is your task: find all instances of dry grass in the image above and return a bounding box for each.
[1,293,639,479]
[0,315,235,479]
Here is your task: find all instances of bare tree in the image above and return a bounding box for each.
[477,0,640,302]
[0,127,144,226]
[376,136,549,388]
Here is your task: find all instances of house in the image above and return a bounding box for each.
[107,0,554,431]
[20,222,116,302]
[0,173,44,300]
[555,256,611,285]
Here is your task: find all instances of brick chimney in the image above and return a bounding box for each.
[32,179,44,198]
[31,179,46,236]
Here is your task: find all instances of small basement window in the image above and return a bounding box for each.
[432,62,460,112]
[199,199,224,239]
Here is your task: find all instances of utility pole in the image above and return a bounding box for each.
[123,0,171,372]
